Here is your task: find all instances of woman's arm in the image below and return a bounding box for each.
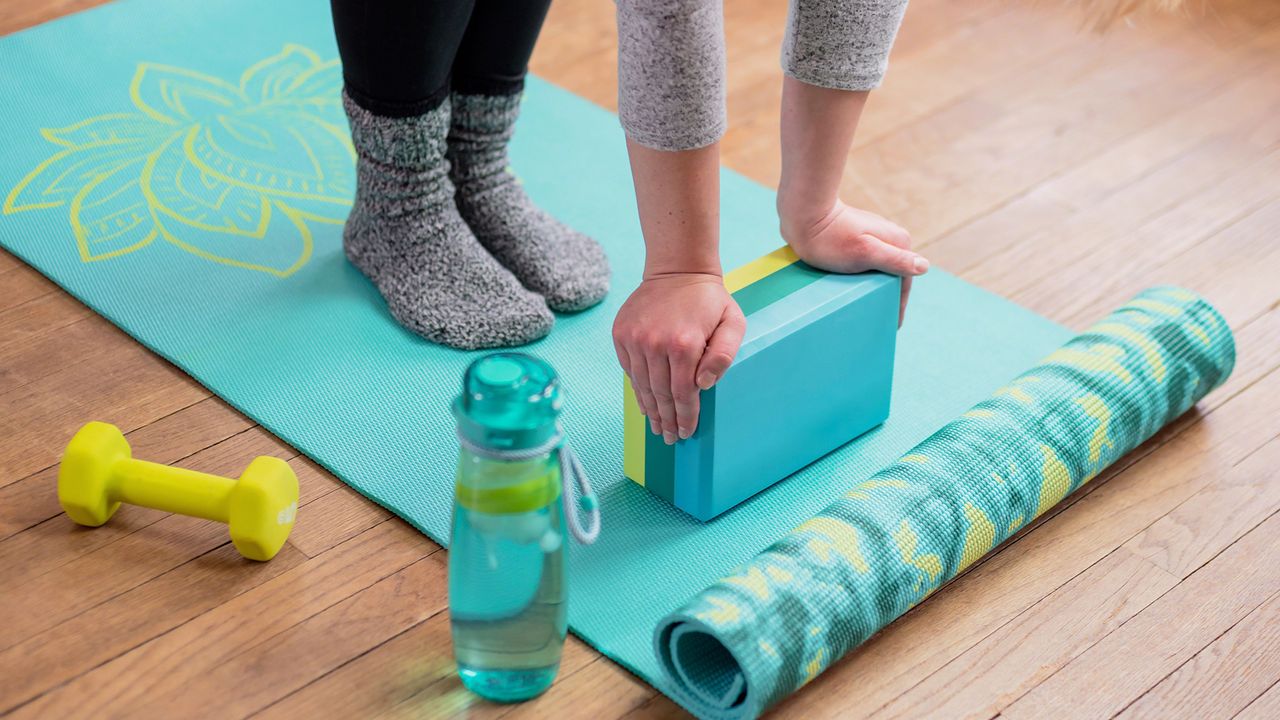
[612,140,745,445]
[611,0,918,444]
[613,0,740,445]
[776,76,927,324]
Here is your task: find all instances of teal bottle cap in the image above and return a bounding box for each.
[454,353,563,450]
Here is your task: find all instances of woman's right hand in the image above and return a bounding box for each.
[612,272,747,444]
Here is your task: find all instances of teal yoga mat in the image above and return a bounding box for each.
[0,0,1070,712]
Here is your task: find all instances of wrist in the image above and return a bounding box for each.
[777,195,838,243]
[643,265,723,281]
[643,245,722,279]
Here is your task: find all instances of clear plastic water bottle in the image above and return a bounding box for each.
[449,352,598,703]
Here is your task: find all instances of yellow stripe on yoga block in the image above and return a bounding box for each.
[623,375,646,486]
[723,245,800,293]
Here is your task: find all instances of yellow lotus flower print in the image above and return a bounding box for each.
[3,44,353,277]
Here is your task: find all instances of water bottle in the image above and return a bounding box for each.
[449,352,599,703]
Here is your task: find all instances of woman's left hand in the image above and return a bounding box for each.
[781,200,928,325]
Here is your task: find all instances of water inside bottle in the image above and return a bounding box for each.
[449,498,568,702]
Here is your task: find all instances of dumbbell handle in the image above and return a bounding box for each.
[110,457,236,523]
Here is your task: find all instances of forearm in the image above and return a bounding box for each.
[777,76,869,233]
[626,139,723,278]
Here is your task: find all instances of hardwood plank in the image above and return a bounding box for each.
[619,695,688,720]
[10,519,431,720]
[254,613,462,720]
[0,325,210,486]
[0,0,110,35]
[285,473,391,558]
[0,290,92,354]
[939,62,1280,297]
[1236,679,1280,720]
[867,549,1177,720]
[880,11,1279,243]
[0,427,297,651]
[497,657,654,720]
[0,542,307,713]
[126,553,448,718]
[1001,509,1280,720]
[1126,433,1280,578]
[0,264,57,314]
[1064,193,1280,325]
[264,607,599,719]
[852,5,1077,151]
[0,317,177,399]
[0,248,20,273]
[1116,588,1280,720]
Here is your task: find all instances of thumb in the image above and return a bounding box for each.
[695,302,747,389]
[859,234,930,277]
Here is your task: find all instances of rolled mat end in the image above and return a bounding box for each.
[656,617,756,720]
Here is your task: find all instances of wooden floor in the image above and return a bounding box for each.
[3,0,1280,717]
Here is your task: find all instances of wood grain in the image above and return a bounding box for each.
[1115,587,1280,720]
[1002,507,1280,720]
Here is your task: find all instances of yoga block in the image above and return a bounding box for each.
[623,247,899,520]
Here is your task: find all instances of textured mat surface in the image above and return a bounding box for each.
[0,0,1075,710]
[655,288,1235,718]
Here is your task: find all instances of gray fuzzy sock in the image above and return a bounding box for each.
[447,92,611,313]
[342,92,553,349]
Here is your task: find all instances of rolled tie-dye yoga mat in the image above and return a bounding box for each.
[655,287,1235,719]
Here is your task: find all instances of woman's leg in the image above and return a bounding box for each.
[330,0,474,116]
[446,0,612,313]
[330,0,555,349]
[450,0,552,97]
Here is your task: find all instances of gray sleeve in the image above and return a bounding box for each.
[782,0,910,91]
[616,0,726,151]
[614,0,909,152]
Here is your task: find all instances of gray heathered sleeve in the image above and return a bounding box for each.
[616,0,726,151]
[782,0,910,91]
[615,0,909,152]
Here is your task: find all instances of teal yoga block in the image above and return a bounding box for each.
[624,247,899,520]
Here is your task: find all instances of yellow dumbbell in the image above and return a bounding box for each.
[58,421,298,561]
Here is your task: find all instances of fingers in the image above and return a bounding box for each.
[866,217,912,250]
[858,233,930,277]
[868,228,918,327]
[899,275,913,327]
[668,333,702,440]
[696,302,746,390]
[630,351,661,436]
[616,341,653,428]
[646,347,678,445]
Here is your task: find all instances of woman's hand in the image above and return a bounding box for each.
[612,272,746,444]
[780,200,928,324]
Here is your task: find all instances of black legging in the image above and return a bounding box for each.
[330,0,553,118]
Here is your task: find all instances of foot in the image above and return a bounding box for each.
[342,93,553,349]
[447,92,611,313]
